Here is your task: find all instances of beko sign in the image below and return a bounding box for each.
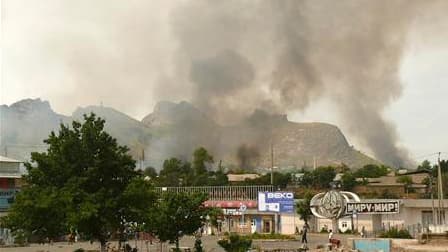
[266,192,294,199]
[258,191,294,213]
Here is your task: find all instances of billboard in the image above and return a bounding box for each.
[258,191,294,213]
[345,201,399,214]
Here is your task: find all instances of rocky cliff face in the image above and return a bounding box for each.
[142,101,377,170]
[1,98,377,170]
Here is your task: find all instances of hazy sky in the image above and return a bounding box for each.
[1,0,448,164]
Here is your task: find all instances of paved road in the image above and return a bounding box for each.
[1,233,356,252]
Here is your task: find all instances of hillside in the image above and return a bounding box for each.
[141,101,378,170]
[1,98,378,170]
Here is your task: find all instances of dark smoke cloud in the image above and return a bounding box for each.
[237,144,260,170]
[190,50,255,118]
[4,0,447,167]
[161,0,445,167]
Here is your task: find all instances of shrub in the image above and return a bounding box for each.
[218,233,252,252]
[13,230,27,246]
[194,238,203,252]
[247,233,294,240]
[379,227,412,239]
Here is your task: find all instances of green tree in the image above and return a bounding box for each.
[150,192,208,251]
[299,171,314,187]
[240,172,291,189]
[192,147,214,175]
[296,191,313,225]
[158,158,192,186]
[3,114,149,252]
[144,166,158,179]
[397,175,414,194]
[313,166,336,189]
[354,164,389,178]
[341,172,358,191]
[191,147,214,185]
[396,175,413,185]
[417,160,432,171]
[205,207,223,230]
[207,167,229,186]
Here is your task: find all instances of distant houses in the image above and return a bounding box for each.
[0,155,23,214]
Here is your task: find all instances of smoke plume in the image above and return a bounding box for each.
[4,0,447,167]
[237,144,260,171]
[161,0,442,167]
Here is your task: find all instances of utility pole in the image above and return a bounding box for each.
[141,149,145,170]
[431,172,436,225]
[270,141,274,185]
[4,146,7,157]
[438,152,445,224]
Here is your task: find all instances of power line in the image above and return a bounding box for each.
[414,152,440,160]
[413,152,448,163]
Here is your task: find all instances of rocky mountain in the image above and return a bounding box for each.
[0,99,69,159]
[1,98,378,170]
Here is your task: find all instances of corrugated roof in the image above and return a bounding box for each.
[0,156,21,163]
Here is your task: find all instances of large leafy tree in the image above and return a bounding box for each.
[354,164,389,178]
[313,166,336,189]
[191,147,214,185]
[417,160,432,171]
[150,192,208,251]
[341,172,358,191]
[158,158,193,186]
[296,191,313,226]
[4,114,152,251]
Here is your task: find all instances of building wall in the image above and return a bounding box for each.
[280,213,305,234]
[309,203,442,234]
[0,162,20,173]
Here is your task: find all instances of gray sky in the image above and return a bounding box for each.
[1,0,448,164]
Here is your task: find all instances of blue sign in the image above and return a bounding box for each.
[0,189,19,210]
[258,192,294,213]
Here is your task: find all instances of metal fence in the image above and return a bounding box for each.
[0,228,14,245]
[154,185,275,201]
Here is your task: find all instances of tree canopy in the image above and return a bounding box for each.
[354,164,389,178]
[3,114,154,251]
[296,191,313,225]
[149,192,208,250]
[155,148,228,187]
[297,166,336,189]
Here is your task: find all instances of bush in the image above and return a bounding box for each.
[13,230,27,246]
[194,238,203,252]
[320,226,329,233]
[379,227,412,239]
[218,233,252,252]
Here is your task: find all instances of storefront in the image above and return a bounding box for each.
[204,200,277,234]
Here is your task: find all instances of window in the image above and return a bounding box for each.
[263,220,271,233]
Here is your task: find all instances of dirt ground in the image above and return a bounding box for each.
[1,233,356,252]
